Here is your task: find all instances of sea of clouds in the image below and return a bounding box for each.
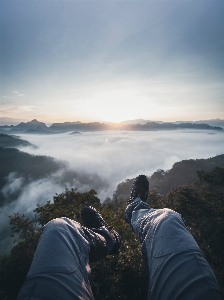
[19,130,224,196]
[1,129,224,254]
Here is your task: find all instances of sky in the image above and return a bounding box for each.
[0,0,224,123]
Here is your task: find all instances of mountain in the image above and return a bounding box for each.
[194,118,224,128]
[0,119,223,134]
[0,119,52,134]
[115,154,224,199]
[15,119,48,130]
[116,118,224,128]
[117,119,153,125]
[0,147,62,206]
[49,121,110,132]
[121,122,223,131]
[49,121,223,132]
[0,144,108,207]
[25,127,53,134]
[168,119,224,128]
[14,119,48,132]
[0,134,35,148]
[69,131,81,135]
[115,118,224,128]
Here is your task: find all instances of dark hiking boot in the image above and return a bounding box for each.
[81,206,109,229]
[128,175,149,204]
[81,206,121,257]
[124,175,149,224]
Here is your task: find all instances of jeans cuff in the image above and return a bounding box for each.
[124,197,142,224]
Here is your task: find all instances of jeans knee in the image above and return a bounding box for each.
[44,217,80,232]
[45,217,65,228]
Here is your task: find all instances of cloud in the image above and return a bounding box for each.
[0,106,36,114]
[1,1,223,123]
[3,96,15,99]
[2,173,23,197]
[0,168,109,255]
[20,130,224,195]
[1,129,224,254]
[0,176,64,255]
[11,91,25,97]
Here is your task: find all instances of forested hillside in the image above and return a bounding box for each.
[0,167,223,299]
[0,147,62,206]
[114,154,224,200]
[0,133,108,208]
[0,134,34,149]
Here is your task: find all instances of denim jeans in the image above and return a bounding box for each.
[16,217,114,300]
[17,203,223,300]
[125,198,224,300]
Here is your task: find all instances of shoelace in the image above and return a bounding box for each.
[90,215,108,228]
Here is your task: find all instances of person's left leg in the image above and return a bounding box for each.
[125,175,223,300]
[81,206,121,262]
[17,212,121,300]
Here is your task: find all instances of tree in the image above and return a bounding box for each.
[0,189,102,299]
[0,168,223,299]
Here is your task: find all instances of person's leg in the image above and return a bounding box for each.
[125,175,223,300]
[17,214,121,300]
[81,206,121,262]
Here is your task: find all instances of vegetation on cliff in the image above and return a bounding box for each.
[0,134,34,149]
[0,167,223,300]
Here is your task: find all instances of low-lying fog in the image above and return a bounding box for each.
[1,129,224,254]
[20,130,224,191]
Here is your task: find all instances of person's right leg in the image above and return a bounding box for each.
[16,217,95,300]
[17,212,121,300]
[125,175,223,300]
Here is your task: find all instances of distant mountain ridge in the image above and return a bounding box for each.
[0,119,53,134]
[15,119,48,130]
[108,118,224,128]
[0,119,223,134]
[174,118,224,128]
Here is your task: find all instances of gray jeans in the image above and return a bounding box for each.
[16,217,104,300]
[17,202,223,300]
[125,197,223,300]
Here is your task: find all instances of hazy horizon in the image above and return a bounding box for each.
[1,116,224,127]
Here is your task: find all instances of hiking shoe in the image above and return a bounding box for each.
[81,206,110,229]
[128,175,149,204]
[81,206,121,256]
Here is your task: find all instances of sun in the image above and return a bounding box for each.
[109,123,125,130]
